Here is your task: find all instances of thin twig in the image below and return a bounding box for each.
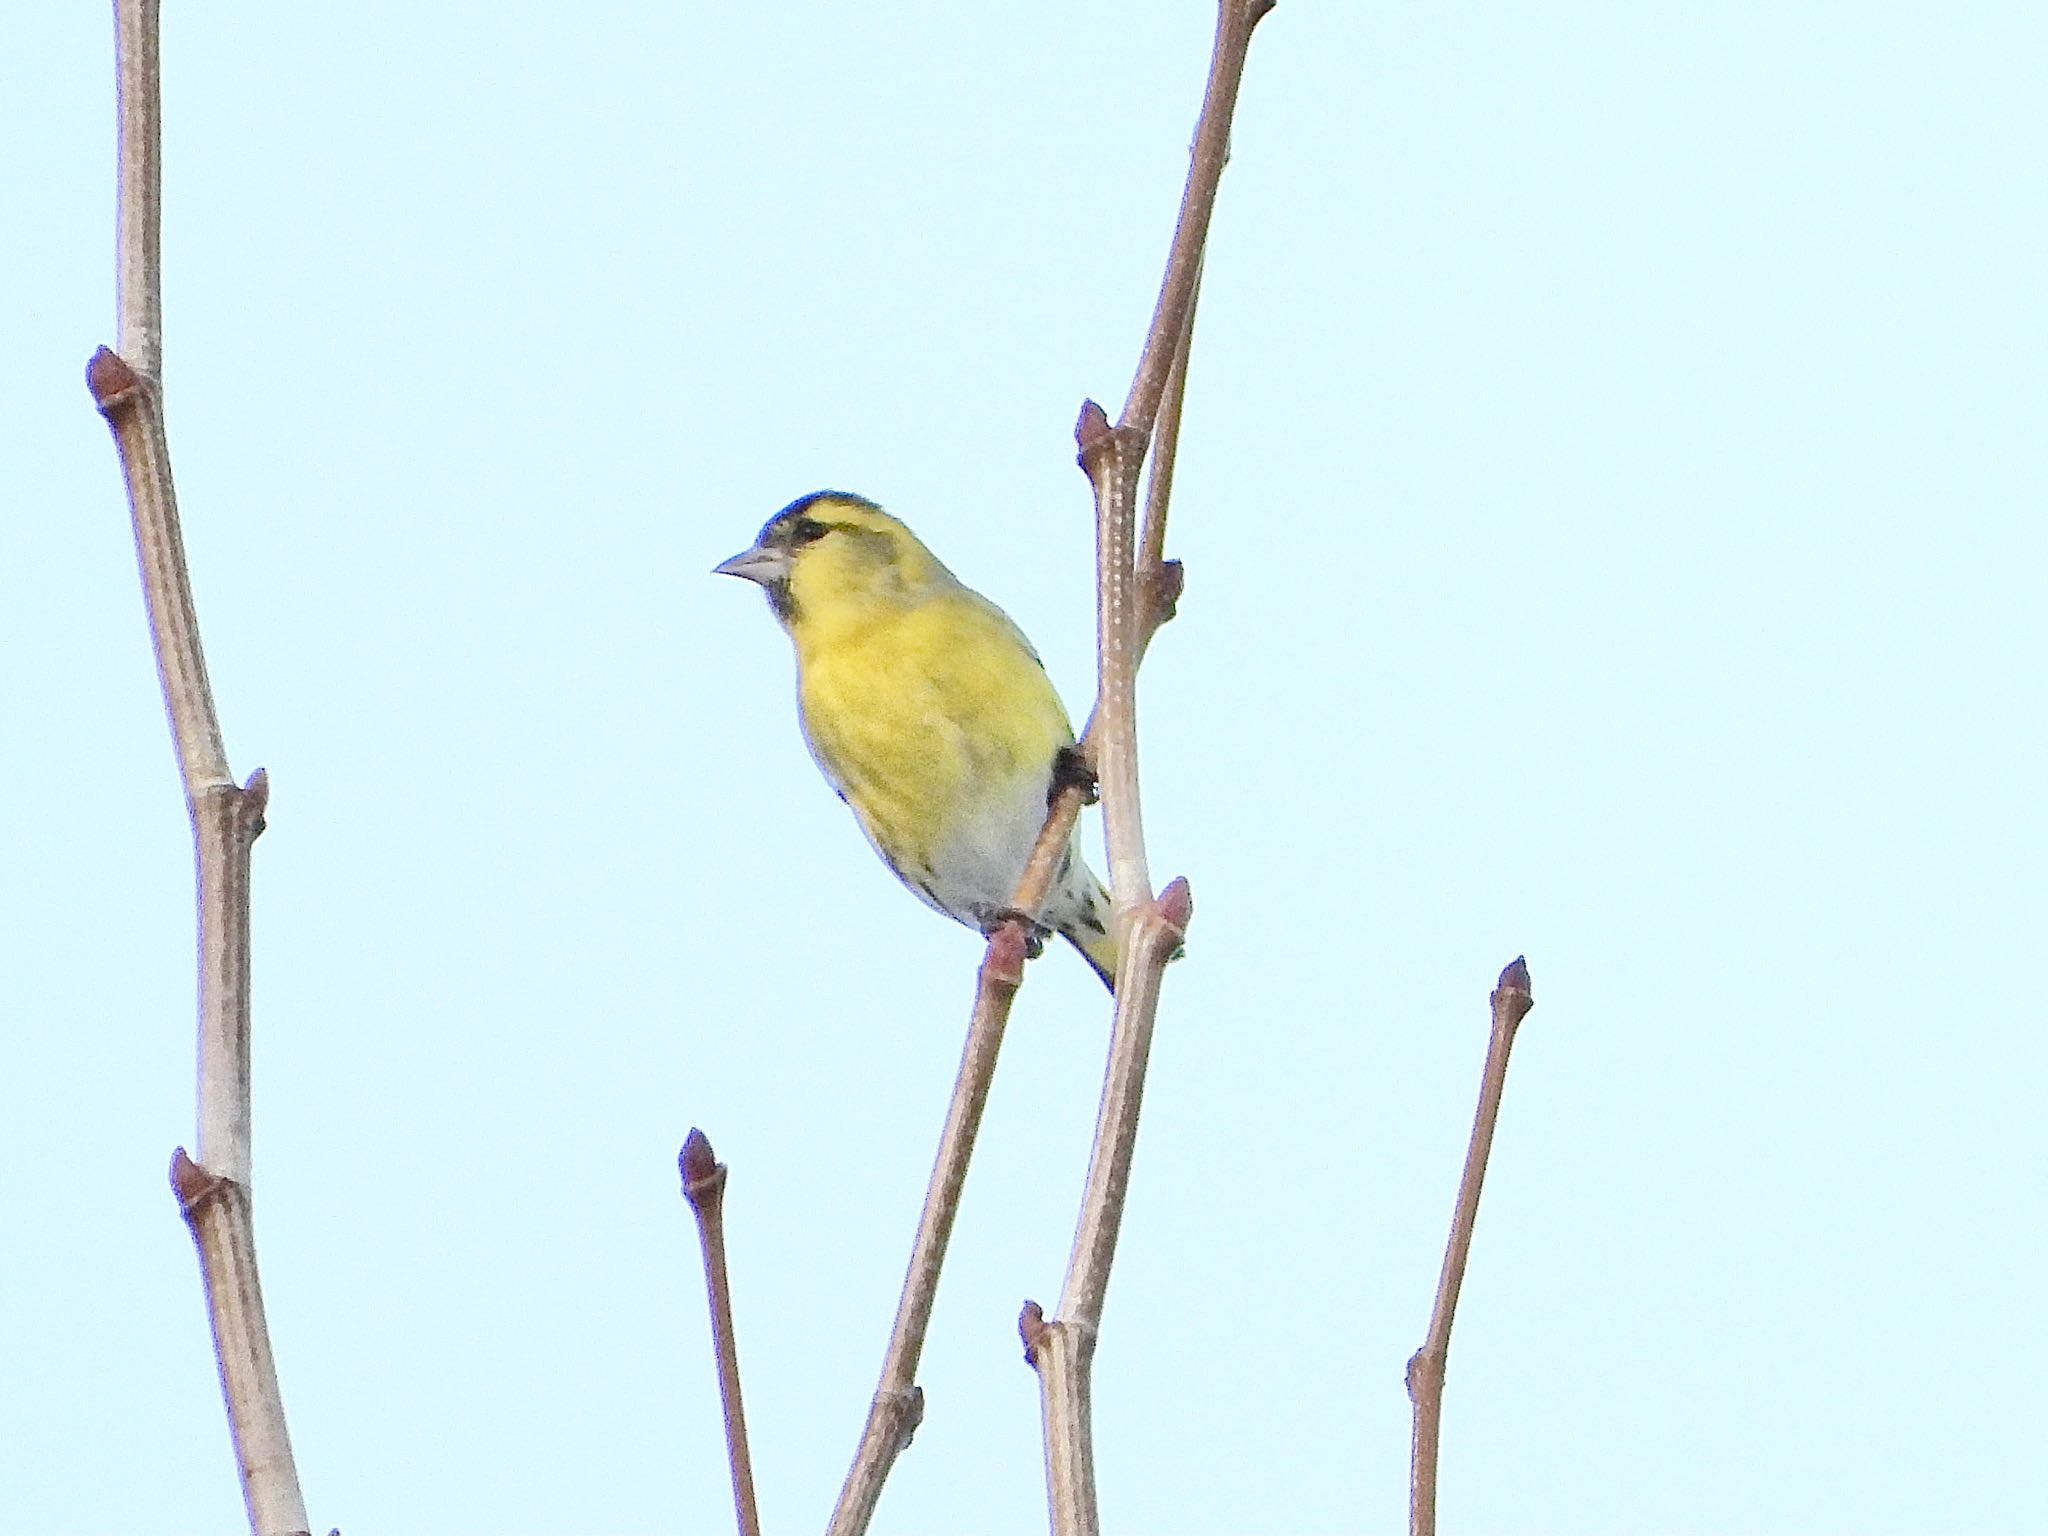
[114,0,163,377]
[172,1153,304,1535]
[1138,254,1201,592]
[824,796,1083,1536]
[1406,958,1537,1536]
[1020,1301,1096,1536]
[1027,886,1190,1536]
[1022,11,1270,1529]
[93,354,307,1536]
[1118,0,1273,443]
[682,1130,762,1536]
[1078,405,1153,912]
[1051,884,1190,1329]
[92,4,309,1531]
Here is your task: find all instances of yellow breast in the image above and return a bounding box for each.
[796,588,1073,876]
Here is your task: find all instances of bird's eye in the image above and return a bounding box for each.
[790,518,829,545]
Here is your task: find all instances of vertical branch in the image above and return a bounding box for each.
[1118,0,1272,442]
[1406,958,1536,1536]
[1020,1303,1096,1536]
[1048,885,1189,1331]
[1026,885,1189,1536]
[91,3,308,1532]
[173,1153,302,1534]
[682,1131,763,1536]
[114,0,163,377]
[832,6,1265,1531]
[1136,255,1199,640]
[1078,406,1152,912]
[1024,7,1271,1534]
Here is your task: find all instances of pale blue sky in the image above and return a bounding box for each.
[6,4,2046,1532]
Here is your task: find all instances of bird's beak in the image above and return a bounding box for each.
[713,544,790,586]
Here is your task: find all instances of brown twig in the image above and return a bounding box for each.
[1406,958,1537,1536]
[1137,254,1200,613]
[1077,404,1153,910]
[1051,881,1191,1330]
[1118,0,1272,444]
[114,0,163,378]
[91,4,309,1532]
[824,799,1082,1536]
[1026,881,1192,1536]
[1020,1298,1097,1536]
[682,1130,762,1536]
[1020,7,1269,1533]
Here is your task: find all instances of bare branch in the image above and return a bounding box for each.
[171,1154,306,1536]
[1118,0,1273,442]
[1137,256,1201,599]
[1022,5,1270,1530]
[87,350,230,800]
[1077,405,1153,911]
[113,0,163,377]
[93,4,309,1530]
[682,1130,762,1536]
[1406,958,1537,1536]
[824,808,1079,1536]
[1020,1301,1097,1536]
[1028,884,1190,1536]
[1053,881,1190,1329]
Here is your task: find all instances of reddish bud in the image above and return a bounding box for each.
[1148,559,1186,623]
[168,1147,225,1214]
[1074,399,1112,453]
[680,1128,727,1208]
[1492,956,1535,1029]
[1155,876,1194,935]
[86,345,141,407]
[1018,1300,1049,1366]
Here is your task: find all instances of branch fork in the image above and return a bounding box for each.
[706,7,1266,1534]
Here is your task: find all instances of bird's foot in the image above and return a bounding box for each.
[979,906,1048,959]
[1050,745,1099,806]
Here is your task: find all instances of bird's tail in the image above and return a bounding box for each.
[1064,925,1119,992]
[1059,866,1121,992]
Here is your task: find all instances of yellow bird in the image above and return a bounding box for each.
[716,492,1119,989]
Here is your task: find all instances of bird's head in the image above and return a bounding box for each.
[715,492,956,634]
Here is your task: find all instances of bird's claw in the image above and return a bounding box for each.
[1050,745,1099,806]
[980,907,1048,959]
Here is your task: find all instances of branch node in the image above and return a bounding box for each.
[1076,410,1145,487]
[877,1384,926,1450]
[980,919,1032,987]
[169,1146,227,1216]
[1404,1344,1437,1400]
